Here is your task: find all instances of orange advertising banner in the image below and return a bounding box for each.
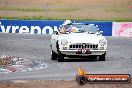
[76,66,131,85]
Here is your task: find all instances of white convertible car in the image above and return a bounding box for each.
[50,21,107,62]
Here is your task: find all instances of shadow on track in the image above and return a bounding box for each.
[63,57,99,62]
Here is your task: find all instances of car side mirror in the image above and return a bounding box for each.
[53,31,59,35]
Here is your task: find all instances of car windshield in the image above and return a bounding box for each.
[59,24,99,34]
[72,24,99,33]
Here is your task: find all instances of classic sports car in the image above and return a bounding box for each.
[50,20,107,62]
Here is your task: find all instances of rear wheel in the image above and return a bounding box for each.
[51,50,57,60]
[99,52,106,61]
[58,51,64,62]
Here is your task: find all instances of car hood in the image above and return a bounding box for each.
[60,33,105,44]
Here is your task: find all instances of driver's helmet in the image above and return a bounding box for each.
[62,20,72,32]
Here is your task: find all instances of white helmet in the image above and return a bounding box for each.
[62,20,72,25]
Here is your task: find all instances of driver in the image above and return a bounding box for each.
[59,20,77,33]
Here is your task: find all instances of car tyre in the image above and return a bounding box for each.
[99,52,106,61]
[58,51,64,62]
[92,55,97,59]
[51,50,57,60]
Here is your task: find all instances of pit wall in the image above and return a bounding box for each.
[0,20,131,37]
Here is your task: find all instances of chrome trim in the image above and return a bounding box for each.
[69,43,98,50]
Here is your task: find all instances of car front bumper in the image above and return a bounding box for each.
[60,49,107,56]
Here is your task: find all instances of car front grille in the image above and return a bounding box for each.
[69,43,98,50]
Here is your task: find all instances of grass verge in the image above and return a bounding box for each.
[0,16,132,22]
[0,6,79,12]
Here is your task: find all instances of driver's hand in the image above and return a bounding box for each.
[70,29,77,32]
[59,29,65,34]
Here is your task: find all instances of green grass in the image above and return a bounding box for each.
[104,7,126,13]
[0,6,131,22]
[0,6,79,12]
[0,16,132,22]
[0,0,131,22]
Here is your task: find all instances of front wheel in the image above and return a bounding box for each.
[51,50,58,60]
[58,51,64,62]
[99,52,106,61]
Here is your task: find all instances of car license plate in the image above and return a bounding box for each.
[76,49,91,54]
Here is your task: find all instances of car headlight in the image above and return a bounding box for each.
[61,39,68,46]
[99,39,107,46]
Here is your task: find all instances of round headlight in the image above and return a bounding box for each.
[99,39,106,46]
[61,39,68,46]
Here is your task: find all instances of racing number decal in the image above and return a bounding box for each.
[82,49,86,54]
[76,49,91,54]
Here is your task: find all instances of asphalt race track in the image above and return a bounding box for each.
[0,33,132,81]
